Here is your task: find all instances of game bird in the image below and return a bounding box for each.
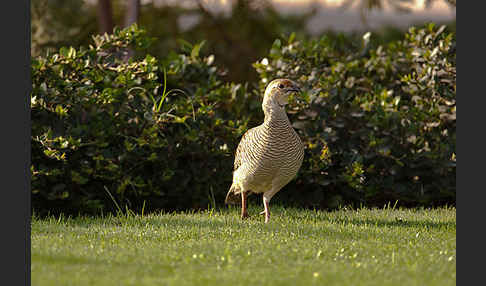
[225,79,304,223]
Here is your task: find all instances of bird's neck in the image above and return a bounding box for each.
[263,106,290,127]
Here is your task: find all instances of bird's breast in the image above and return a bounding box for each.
[236,120,304,191]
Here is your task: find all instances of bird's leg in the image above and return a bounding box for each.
[262,196,270,223]
[259,194,268,215]
[241,191,249,219]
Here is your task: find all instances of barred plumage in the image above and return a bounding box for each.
[225,79,304,223]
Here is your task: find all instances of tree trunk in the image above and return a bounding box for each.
[124,0,140,28]
[124,0,140,61]
[97,0,114,34]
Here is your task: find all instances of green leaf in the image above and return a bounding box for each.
[59,47,69,58]
[191,41,206,60]
[288,32,296,44]
[68,47,76,59]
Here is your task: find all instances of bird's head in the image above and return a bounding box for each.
[262,79,301,112]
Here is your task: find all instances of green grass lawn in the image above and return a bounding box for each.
[31,205,456,286]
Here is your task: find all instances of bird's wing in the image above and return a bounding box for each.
[233,127,256,171]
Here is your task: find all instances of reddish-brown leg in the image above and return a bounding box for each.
[241,192,249,219]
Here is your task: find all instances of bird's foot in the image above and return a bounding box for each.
[259,210,270,223]
[241,212,250,219]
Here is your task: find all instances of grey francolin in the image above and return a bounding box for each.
[225,79,304,223]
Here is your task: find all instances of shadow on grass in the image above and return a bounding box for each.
[37,206,455,237]
[33,253,112,266]
[320,217,456,229]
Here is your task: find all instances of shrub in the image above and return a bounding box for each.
[31,24,455,215]
[254,23,456,208]
[31,25,257,215]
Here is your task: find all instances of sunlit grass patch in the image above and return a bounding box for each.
[32,206,456,286]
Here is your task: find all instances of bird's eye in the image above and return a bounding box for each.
[278,84,284,89]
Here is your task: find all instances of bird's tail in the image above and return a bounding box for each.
[225,184,241,205]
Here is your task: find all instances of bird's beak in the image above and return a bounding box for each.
[287,86,301,94]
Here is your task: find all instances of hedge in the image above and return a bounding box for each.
[31,24,455,215]
[31,25,255,214]
[254,23,456,208]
